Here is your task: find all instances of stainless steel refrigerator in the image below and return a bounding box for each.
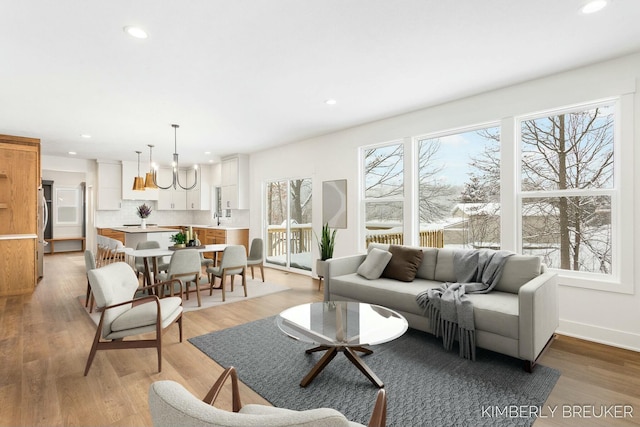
[37,186,49,280]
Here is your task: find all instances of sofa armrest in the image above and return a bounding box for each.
[324,255,367,301]
[518,271,559,362]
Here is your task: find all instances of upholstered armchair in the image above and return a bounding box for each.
[84,249,97,313]
[148,366,386,427]
[84,262,184,376]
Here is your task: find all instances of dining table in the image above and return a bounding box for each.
[124,244,230,289]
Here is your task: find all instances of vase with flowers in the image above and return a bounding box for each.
[136,203,152,229]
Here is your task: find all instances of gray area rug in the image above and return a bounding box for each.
[189,316,560,427]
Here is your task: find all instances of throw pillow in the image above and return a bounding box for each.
[382,245,424,282]
[357,248,393,280]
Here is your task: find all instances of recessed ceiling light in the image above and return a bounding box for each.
[80,134,91,138]
[68,151,77,155]
[325,99,337,105]
[581,0,608,14]
[123,26,148,39]
[204,151,211,155]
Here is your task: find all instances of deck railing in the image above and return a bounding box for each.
[365,229,444,248]
[266,226,444,257]
[267,226,314,256]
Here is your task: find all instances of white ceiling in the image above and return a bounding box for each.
[2,0,640,167]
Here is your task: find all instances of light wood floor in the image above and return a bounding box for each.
[1,253,638,426]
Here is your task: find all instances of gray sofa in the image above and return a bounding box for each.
[324,244,559,371]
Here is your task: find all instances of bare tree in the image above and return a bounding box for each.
[521,108,613,272]
[364,144,404,198]
[467,110,613,272]
[417,139,455,222]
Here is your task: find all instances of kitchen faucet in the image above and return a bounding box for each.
[213,212,220,226]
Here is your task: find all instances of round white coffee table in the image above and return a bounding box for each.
[276,301,408,388]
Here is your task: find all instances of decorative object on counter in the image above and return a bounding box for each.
[144,144,159,189]
[183,226,199,246]
[152,124,198,190]
[136,203,152,229]
[314,223,337,289]
[170,231,187,248]
[132,150,146,191]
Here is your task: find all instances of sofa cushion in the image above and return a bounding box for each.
[494,255,542,294]
[369,243,437,281]
[382,245,424,282]
[329,273,441,316]
[367,242,390,252]
[357,248,392,280]
[434,248,457,282]
[467,291,519,339]
[415,248,438,280]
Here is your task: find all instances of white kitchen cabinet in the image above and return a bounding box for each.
[186,165,211,210]
[156,168,187,210]
[220,155,248,209]
[221,156,238,186]
[121,160,159,201]
[220,185,238,210]
[96,160,122,210]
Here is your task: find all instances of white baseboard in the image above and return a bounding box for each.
[558,319,640,353]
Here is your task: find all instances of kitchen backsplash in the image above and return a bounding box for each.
[95,200,249,228]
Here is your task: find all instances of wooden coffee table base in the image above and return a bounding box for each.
[301,345,383,388]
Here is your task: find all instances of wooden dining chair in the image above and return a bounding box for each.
[206,245,247,302]
[156,249,203,306]
[246,238,265,282]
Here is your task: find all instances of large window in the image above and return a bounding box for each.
[359,95,631,291]
[417,125,500,249]
[518,102,615,276]
[362,142,404,246]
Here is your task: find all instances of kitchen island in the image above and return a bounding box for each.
[108,226,179,249]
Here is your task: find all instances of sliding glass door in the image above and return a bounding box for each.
[265,178,312,271]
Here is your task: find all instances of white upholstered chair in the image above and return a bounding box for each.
[148,367,386,427]
[246,238,264,282]
[84,249,97,313]
[84,262,184,376]
[206,245,247,302]
[157,249,203,306]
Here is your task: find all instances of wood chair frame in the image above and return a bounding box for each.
[208,265,247,302]
[84,278,184,376]
[202,367,387,426]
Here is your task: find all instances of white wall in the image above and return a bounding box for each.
[41,169,86,252]
[248,52,640,351]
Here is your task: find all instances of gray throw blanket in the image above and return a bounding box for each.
[416,249,514,360]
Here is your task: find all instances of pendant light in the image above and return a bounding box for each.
[153,124,198,190]
[132,151,145,191]
[144,144,158,189]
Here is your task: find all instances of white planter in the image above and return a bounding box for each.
[316,259,329,278]
[140,218,147,229]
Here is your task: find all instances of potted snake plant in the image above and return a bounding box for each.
[315,223,337,279]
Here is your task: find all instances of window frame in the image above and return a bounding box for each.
[515,96,634,294]
[413,122,502,250]
[359,140,405,249]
